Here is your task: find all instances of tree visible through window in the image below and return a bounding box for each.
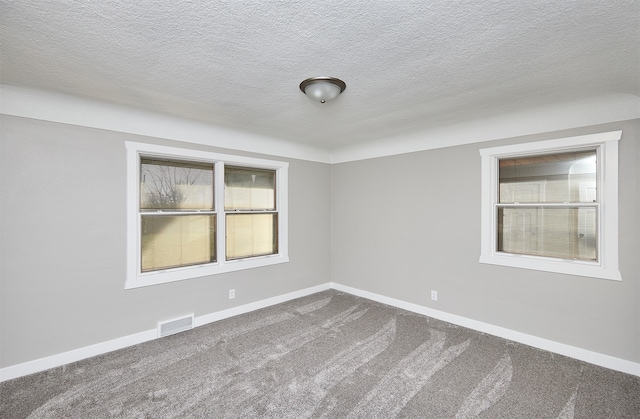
[140,158,216,272]
[126,141,289,289]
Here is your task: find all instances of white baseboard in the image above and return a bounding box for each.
[194,283,331,327]
[2,281,638,381]
[0,329,157,383]
[330,282,640,377]
[0,283,331,382]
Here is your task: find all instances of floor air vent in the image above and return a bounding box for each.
[158,314,194,338]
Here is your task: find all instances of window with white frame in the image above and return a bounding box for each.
[479,131,621,281]
[126,142,288,289]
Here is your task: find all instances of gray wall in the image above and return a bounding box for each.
[2,114,638,369]
[0,115,332,367]
[331,119,640,363]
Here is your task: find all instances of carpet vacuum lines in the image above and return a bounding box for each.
[556,383,579,419]
[455,351,513,418]
[239,319,397,418]
[2,290,638,418]
[25,294,337,418]
[347,330,471,418]
[137,304,367,418]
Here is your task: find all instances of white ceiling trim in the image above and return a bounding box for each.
[0,84,332,163]
[2,85,638,164]
[331,93,640,163]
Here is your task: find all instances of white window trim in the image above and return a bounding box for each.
[479,131,621,281]
[125,142,289,289]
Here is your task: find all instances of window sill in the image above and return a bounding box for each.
[125,254,289,289]
[126,141,289,290]
[479,253,621,281]
[479,130,621,283]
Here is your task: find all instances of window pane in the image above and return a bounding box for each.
[499,150,596,203]
[497,207,596,261]
[141,159,214,210]
[225,166,276,210]
[226,213,278,260]
[141,214,216,272]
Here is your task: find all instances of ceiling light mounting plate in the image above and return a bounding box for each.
[300,76,346,103]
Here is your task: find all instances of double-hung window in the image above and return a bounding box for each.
[224,166,278,260]
[126,142,288,289]
[479,131,621,280]
[140,158,216,272]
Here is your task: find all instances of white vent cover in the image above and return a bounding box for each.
[157,314,194,338]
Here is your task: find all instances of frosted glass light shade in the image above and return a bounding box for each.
[299,77,346,103]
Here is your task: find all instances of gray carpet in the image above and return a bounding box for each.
[1,290,638,418]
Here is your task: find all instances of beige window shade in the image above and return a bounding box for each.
[141,214,216,272]
[226,213,278,261]
[139,158,216,272]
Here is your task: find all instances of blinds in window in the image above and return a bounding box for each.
[497,149,598,261]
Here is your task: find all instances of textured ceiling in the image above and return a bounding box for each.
[2,1,639,152]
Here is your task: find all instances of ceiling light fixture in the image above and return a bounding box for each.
[299,76,346,103]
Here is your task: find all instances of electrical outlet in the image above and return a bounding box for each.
[229,289,235,300]
[431,290,438,301]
